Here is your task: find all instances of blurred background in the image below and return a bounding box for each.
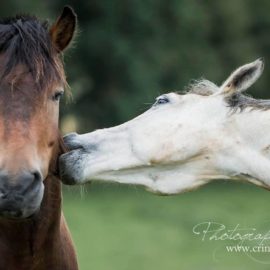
[2,1,270,269]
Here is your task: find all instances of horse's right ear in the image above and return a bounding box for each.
[219,58,264,95]
[50,6,77,53]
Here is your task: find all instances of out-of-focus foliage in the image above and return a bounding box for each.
[2,1,270,132]
[2,3,270,270]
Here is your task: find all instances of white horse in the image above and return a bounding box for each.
[60,59,270,194]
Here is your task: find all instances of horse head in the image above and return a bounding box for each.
[60,59,270,195]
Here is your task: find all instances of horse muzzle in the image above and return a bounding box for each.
[0,171,44,219]
[59,151,85,185]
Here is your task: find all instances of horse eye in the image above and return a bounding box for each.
[52,91,64,101]
[155,96,170,106]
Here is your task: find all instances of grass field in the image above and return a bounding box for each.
[63,181,270,270]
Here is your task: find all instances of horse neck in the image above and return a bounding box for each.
[0,174,62,257]
[226,109,270,186]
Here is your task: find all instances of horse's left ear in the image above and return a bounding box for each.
[50,6,77,53]
[219,58,264,95]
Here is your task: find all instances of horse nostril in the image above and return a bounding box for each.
[0,189,7,199]
[32,171,42,182]
[21,171,42,195]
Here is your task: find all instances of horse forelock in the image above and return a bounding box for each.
[0,15,66,90]
[184,79,219,96]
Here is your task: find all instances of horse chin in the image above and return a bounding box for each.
[60,173,81,185]
[0,207,39,220]
[20,207,41,219]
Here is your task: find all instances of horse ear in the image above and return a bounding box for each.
[219,58,264,95]
[50,6,77,53]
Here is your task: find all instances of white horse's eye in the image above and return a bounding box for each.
[154,96,170,106]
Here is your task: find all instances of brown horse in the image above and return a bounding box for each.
[0,6,78,270]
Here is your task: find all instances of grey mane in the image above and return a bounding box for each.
[225,93,270,112]
[185,79,270,112]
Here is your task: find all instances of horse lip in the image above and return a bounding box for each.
[60,171,79,185]
[59,152,84,185]
[0,184,44,219]
[1,209,22,218]
[0,209,39,220]
[0,210,37,221]
[0,202,41,219]
[0,203,23,219]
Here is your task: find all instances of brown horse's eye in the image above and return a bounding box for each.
[52,91,64,102]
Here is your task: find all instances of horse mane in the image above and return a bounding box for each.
[183,78,270,112]
[0,15,66,88]
[225,93,270,112]
[49,134,69,177]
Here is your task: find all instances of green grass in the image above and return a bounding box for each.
[63,181,270,270]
